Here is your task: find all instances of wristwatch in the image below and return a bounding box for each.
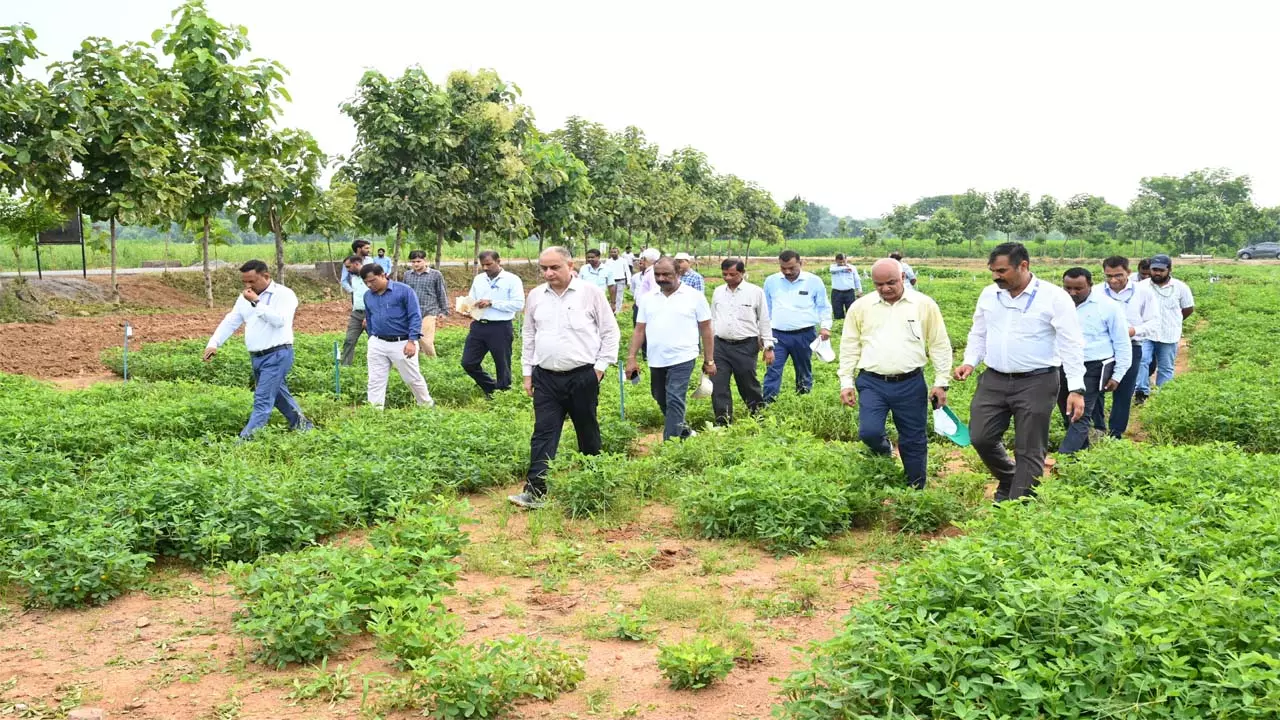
[1069,387,1084,394]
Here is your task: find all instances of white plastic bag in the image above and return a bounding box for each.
[932,407,958,437]
[809,336,835,363]
[692,373,714,398]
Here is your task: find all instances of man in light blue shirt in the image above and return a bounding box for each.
[1058,267,1131,454]
[762,249,833,401]
[462,250,525,397]
[374,248,392,274]
[581,249,613,292]
[339,248,375,366]
[828,253,862,320]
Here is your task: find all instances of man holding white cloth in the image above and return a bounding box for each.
[360,264,434,409]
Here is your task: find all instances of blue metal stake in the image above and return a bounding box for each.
[333,341,341,398]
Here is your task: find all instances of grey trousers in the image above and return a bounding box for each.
[712,338,764,425]
[969,369,1059,502]
[341,310,366,367]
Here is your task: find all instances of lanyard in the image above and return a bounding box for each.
[1000,279,1040,314]
[1104,286,1132,305]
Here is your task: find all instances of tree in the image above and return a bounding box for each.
[952,189,989,252]
[47,37,194,300]
[309,178,358,265]
[779,196,808,239]
[989,188,1030,242]
[1120,195,1167,256]
[0,193,65,276]
[159,0,290,306]
[909,194,954,217]
[235,128,325,280]
[552,116,624,241]
[733,180,781,257]
[613,125,660,247]
[836,217,849,238]
[1057,194,1096,258]
[1032,195,1059,237]
[1171,194,1231,255]
[527,137,592,253]
[884,204,917,240]
[0,24,83,196]
[861,227,880,250]
[923,207,965,250]
[1133,168,1258,252]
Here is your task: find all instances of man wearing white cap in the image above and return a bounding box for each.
[674,252,704,291]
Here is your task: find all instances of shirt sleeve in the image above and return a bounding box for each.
[253,288,296,329]
[405,287,422,341]
[814,276,833,330]
[433,273,450,316]
[756,289,773,347]
[521,291,538,377]
[340,267,353,294]
[923,299,954,387]
[636,295,650,325]
[1109,301,1132,380]
[492,276,525,314]
[763,277,775,315]
[836,305,861,390]
[694,293,712,323]
[853,269,863,293]
[596,289,621,372]
[962,292,988,368]
[207,302,246,349]
[1052,292,1087,391]
[1179,282,1195,308]
[1134,286,1159,341]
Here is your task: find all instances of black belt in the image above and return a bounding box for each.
[774,326,814,334]
[375,335,410,342]
[249,344,291,358]
[716,336,757,345]
[475,319,511,325]
[988,366,1057,379]
[537,364,592,376]
[860,368,922,383]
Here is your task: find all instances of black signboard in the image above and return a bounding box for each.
[38,211,82,245]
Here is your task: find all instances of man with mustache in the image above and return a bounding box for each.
[1134,254,1194,405]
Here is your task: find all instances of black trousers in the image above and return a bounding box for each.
[712,337,764,425]
[526,365,601,495]
[461,320,513,394]
[832,288,856,320]
[969,369,1059,502]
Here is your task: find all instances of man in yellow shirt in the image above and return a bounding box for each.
[838,258,953,488]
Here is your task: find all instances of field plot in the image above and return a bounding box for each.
[2,264,1278,719]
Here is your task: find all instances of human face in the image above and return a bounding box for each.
[539,251,573,290]
[377,249,385,257]
[675,258,690,274]
[1103,265,1129,293]
[410,257,427,273]
[779,258,802,281]
[653,261,679,293]
[721,266,743,288]
[835,257,846,266]
[989,255,1029,292]
[609,248,619,259]
[481,257,501,278]
[871,268,904,303]
[362,272,389,293]
[242,270,270,294]
[1063,275,1091,305]
[1149,266,1171,285]
[357,244,370,257]
[1139,266,1152,280]
[587,253,601,268]
[344,260,363,278]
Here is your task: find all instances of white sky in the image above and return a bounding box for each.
[13,0,1280,218]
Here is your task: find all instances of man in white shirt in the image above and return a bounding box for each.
[626,257,716,441]
[1095,256,1159,436]
[607,247,629,313]
[954,243,1086,501]
[889,251,917,286]
[203,260,312,439]
[462,250,525,398]
[710,257,773,425]
[829,253,863,320]
[511,247,620,509]
[1135,254,1194,405]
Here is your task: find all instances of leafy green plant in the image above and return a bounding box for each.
[657,638,735,690]
[549,452,633,519]
[368,596,464,669]
[882,486,969,533]
[604,609,654,642]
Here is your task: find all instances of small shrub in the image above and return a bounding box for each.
[549,453,633,519]
[368,596,464,669]
[605,609,654,641]
[882,486,968,534]
[657,637,735,690]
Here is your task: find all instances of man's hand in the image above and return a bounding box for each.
[595,369,605,382]
[242,288,259,304]
[840,387,857,407]
[954,364,975,381]
[202,346,217,362]
[1128,326,1136,338]
[1104,379,1119,392]
[763,348,775,365]
[703,359,717,377]
[403,341,417,358]
[929,386,948,408]
[625,358,640,378]
[1066,392,1085,422]
[475,299,492,309]
[362,318,367,329]
[523,375,534,396]
[818,328,831,341]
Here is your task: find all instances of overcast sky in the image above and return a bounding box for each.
[14,0,1280,218]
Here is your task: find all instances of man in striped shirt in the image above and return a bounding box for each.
[401,250,450,357]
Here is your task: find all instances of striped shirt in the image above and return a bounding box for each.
[402,268,450,316]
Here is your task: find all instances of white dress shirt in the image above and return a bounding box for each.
[1146,278,1195,344]
[711,281,773,347]
[963,276,1087,391]
[468,269,525,321]
[636,284,711,368]
[206,281,297,352]
[522,278,620,375]
[1099,280,1158,342]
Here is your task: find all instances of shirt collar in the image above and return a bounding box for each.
[544,277,583,294]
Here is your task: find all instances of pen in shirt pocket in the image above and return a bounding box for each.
[906,318,921,340]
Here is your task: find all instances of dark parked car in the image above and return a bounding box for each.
[1237,242,1280,260]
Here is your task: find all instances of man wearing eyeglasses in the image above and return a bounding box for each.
[462,250,525,398]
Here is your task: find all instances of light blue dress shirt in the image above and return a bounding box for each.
[1075,292,1132,380]
[829,263,862,292]
[468,269,525,321]
[763,271,833,332]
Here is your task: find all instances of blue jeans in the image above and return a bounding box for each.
[650,359,696,441]
[764,327,816,402]
[1137,340,1177,393]
[242,347,310,439]
[1057,362,1104,455]
[1092,341,1142,437]
[855,372,928,488]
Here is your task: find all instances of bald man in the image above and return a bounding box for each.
[837,259,953,489]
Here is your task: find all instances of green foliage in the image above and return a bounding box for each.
[882,486,969,534]
[657,638,735,690]
[604,609,655,642]
[368,596,465,669]
[548,452,633,519]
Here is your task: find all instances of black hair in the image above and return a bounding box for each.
[351,239,370,252]
[477,250,500,263]
[377,248,386,255]
[721,257,745,272]
[988,242,1030,266]
[408,250,426,260]
[1138,258,1151,270]
[779,249,801,263]
[239,259,269,274]
[359,263,386,279]
[834,253,845,261]
[1063,267,1092,283]
[586,248,601,257]
[343,254,363,266]
[624,245,633,252]
[889,251,904,261]
[1102,256,1129,271]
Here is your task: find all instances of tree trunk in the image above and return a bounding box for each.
[538,233,544,253]
[109,216,120,302]
[435,228,444,267]
[202,215,213,308]
[165,222,172,269]
[473,227,481,272]
[274,213,286,282]
[392,223,403,279]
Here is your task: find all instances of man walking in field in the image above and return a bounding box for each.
[626,257,716,441]
[710,257,773,425]
[339,240,375,366]
[1057,267,1131,455]
[674,252,704,291]
[462,250,525,398]
[1093,256,1157,437]
[360,263,434,409]
[828,253,862,320]
[953,242,1086,501]
[762,249,832,402]
[889,251,917,287]
[838,259,951,489]
[402,250,450,358]
[203,260,313,439]
[511,247,620,509]
[1134,254,1194,405]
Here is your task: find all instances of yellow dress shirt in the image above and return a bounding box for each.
[837,289,953,390]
